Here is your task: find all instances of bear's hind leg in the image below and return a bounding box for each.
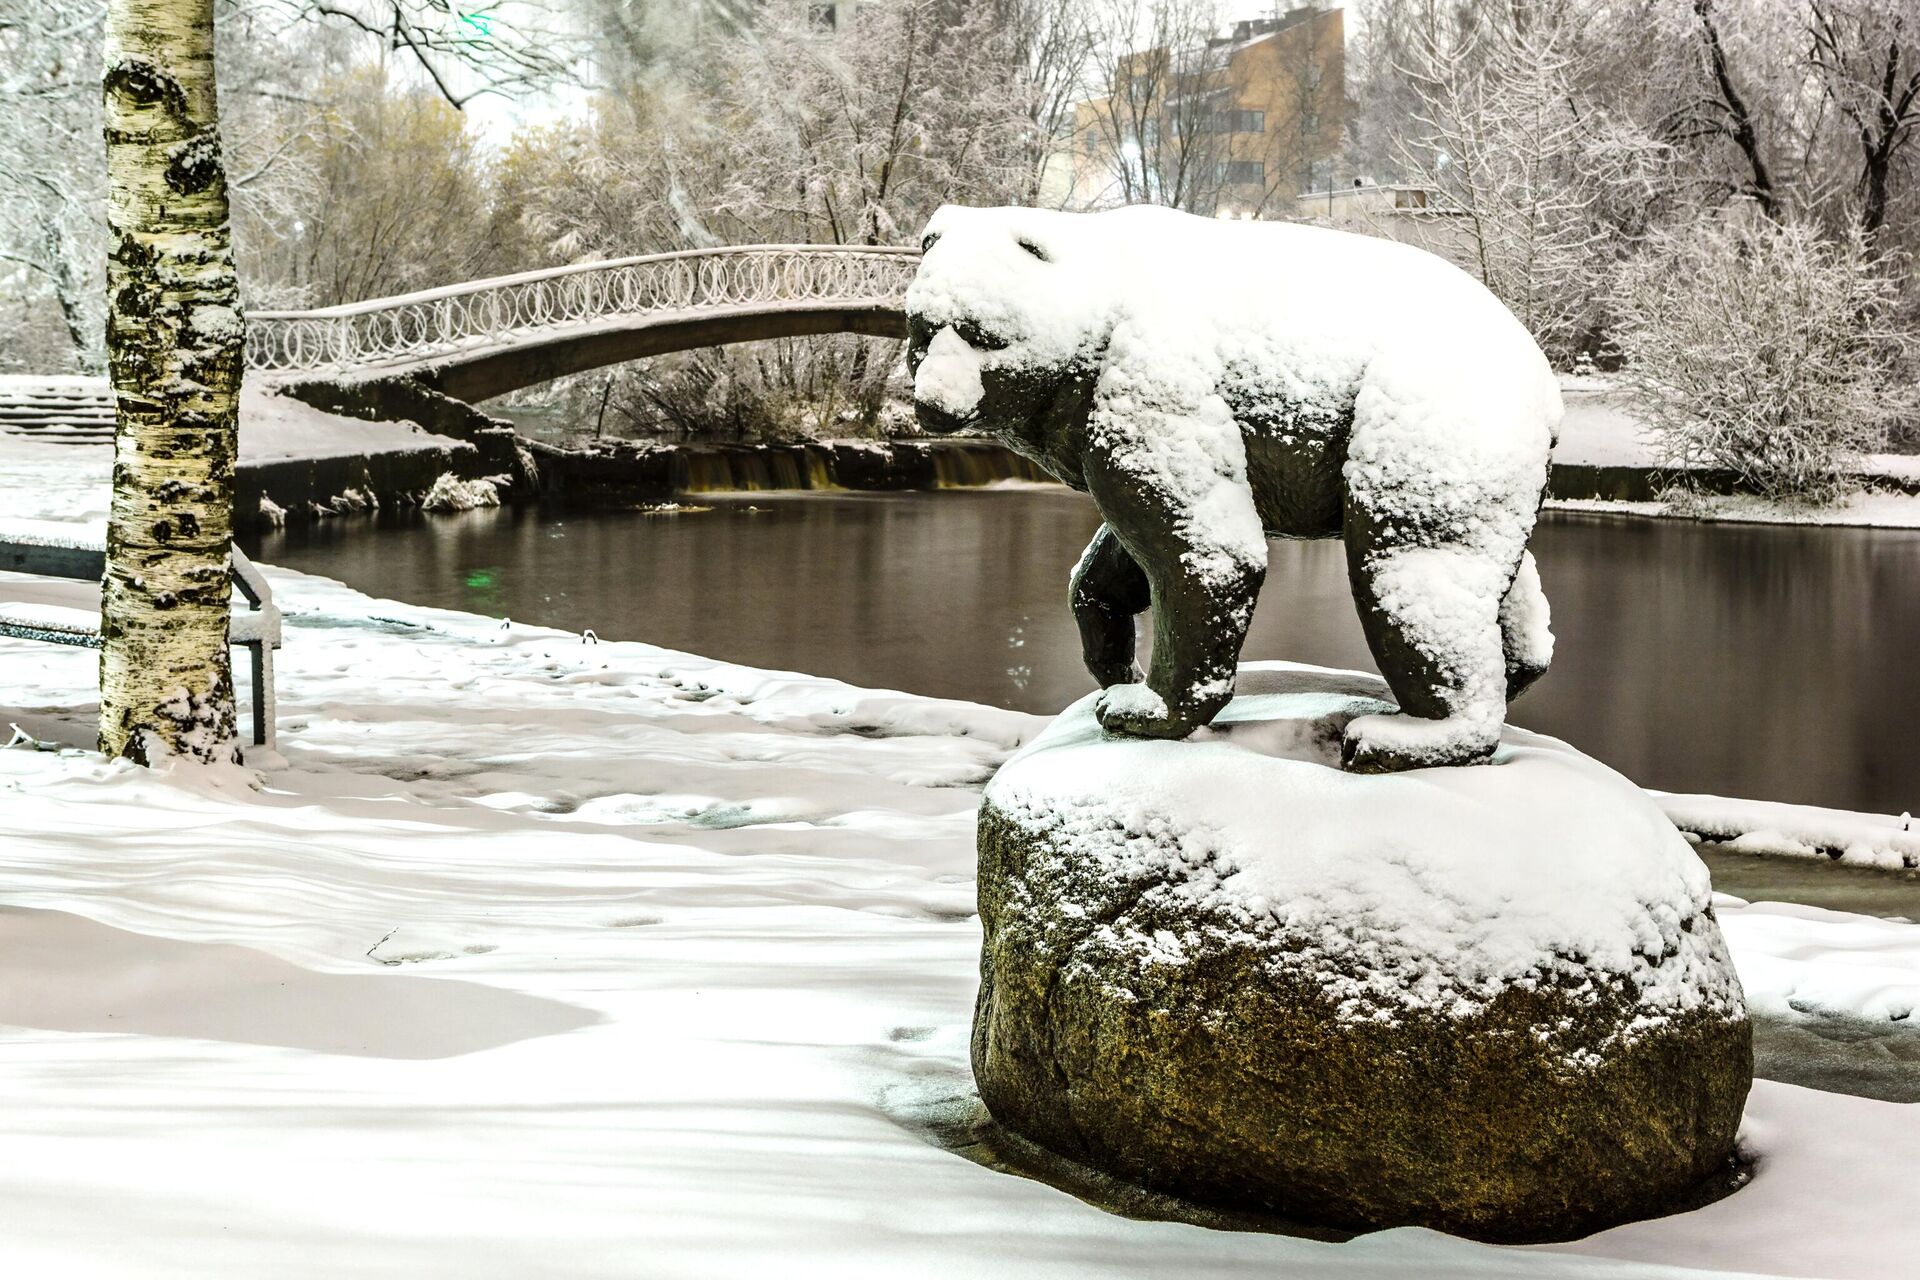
[1071,523,1152,689]
[1342,534,1511,773]
[1501,550,1553,700]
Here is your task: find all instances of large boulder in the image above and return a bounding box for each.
[973,663,1751,1242]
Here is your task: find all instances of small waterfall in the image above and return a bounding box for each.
[932,445,1048,488]
[679,451,734,493]
[802,448,835,490]
[768,452,804,490]
[673,442,1048,494]
[680,449,779,493]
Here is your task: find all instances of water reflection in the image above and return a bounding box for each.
[248,490,1920,814]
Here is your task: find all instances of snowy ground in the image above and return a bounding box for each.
[2,570,1918,1279]
[5,409,1920,1277]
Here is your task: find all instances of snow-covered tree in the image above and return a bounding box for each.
[1082,0,1232,213]
[238,69,498,307]
[98,0,245,764]
[1807,0,1920,241]
[1621,0,1920,242]
[714,0,1030,247]
[1,0,573,367]
[492,0,1031,439]
[1396,4,1631,361]
[989,0,1100,206]
[254,0,579,108]
[0,2,111,371]
[1611,216,1914,501]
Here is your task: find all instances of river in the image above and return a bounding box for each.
[246,486,1920,817]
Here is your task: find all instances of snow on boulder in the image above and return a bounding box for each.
[971,661,1751,1242]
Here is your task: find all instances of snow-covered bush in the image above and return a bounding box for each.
[1611,217,1914,502]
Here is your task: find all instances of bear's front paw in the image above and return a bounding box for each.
[1341,712,1500,773]
[1095,683,1197,739]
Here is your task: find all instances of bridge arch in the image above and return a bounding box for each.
[247,245,919,403]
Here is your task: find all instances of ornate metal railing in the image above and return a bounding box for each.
[245,244,922,375]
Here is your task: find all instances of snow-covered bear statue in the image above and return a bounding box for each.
[905,204,1560,772]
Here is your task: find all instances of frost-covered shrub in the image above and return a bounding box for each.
[1611,218,1914,501]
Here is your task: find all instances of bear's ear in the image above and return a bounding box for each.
[1016,235,1052,264]
[921,231,943,253]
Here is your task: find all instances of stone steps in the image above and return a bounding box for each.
[0,378,113,443]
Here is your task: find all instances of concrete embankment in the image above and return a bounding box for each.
[239,374,1049,528]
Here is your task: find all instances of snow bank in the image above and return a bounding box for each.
[1659,792,1920,870]
[1550,377,1920,528]
[0,430,112,523]
[237,384,466,463]
[0,374,107,391]
[1551,1079,1920,1279]
[1554,383,1654,467]
[1553,376,1920,481]
[1550,490,1920,529]
[0,384,467,529]
[0,515,109,550]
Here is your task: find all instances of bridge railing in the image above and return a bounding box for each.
[246,244,922,375]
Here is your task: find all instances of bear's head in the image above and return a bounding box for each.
[904,206,1115,444]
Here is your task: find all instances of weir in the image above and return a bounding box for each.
[930,445,1038,488]
[669,440,1050,496]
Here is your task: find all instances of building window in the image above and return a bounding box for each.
[1224,160,1265,185]
[1195,109,1264,135]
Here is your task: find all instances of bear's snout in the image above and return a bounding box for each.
[912,326,985,433]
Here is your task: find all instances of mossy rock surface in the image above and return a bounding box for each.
[972,663,1752,1242]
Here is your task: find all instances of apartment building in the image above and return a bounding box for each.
[1071,6,1345,217]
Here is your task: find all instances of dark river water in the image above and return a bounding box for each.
[246,487,1920,816]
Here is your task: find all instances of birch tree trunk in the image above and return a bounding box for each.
[99,0,243,765]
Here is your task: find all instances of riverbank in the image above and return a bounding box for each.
[16,374,1920,529]
[476,376,1920,529]
[1547,377,1920,525]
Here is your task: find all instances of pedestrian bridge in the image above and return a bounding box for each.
[246,244,920,403]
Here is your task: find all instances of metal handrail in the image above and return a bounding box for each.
[246,244,922,375]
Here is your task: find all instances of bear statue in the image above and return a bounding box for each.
[905,203,1560,772]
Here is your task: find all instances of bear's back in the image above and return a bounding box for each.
[1091,206,1527,355]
